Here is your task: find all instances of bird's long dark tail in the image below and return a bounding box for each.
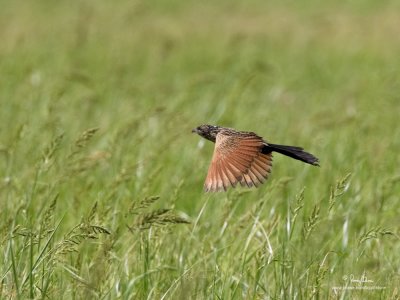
[263,143,320,166]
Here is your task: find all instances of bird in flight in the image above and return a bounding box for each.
[192,124,319,192]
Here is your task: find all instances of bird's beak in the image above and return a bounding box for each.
[191,128,198,133]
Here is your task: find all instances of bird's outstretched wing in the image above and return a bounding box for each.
[204,130,273,192]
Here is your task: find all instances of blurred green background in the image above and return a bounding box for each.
[1,0,399,299]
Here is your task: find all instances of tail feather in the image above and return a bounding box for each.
[263,143,319,166]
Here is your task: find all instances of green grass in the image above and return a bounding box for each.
[1,0,400,299]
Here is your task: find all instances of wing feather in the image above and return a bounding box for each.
[215,160,228,191]
[249,164,265,183]
[204,131,273,192]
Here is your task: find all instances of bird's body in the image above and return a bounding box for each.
[192,124,319,192]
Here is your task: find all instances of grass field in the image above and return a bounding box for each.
[1,0,400,299]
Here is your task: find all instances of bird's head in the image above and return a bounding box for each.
[192,124,221,142]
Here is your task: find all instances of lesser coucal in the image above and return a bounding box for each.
[192,124,319,192]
